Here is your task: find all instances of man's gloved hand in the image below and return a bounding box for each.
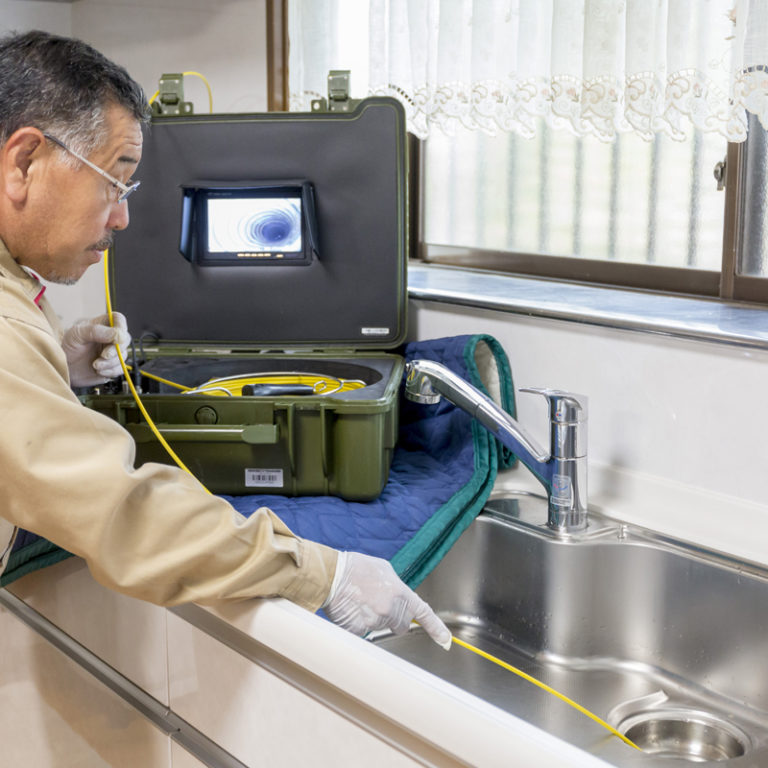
[323,551,452,650]
[62,312,130,387]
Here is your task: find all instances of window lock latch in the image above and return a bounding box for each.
[713,157,727,191]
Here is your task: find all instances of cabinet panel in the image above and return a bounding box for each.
[0,603,170,767]
[8,558,168,703]
[171,741,209,768]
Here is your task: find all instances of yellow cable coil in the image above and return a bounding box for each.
[126,368,366,396]
[185,373,366,397]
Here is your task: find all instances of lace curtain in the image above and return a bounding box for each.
[288,0,768,142]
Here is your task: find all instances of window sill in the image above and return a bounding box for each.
[407,263,768,351]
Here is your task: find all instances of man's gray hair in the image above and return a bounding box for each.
[0,30,150,157]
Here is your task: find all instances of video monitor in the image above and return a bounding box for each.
[180,181,319,266]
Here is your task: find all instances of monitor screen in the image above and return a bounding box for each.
[179,181,318,266]
[207,197,302,254]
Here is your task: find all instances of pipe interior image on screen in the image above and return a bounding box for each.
[208,197,302,253]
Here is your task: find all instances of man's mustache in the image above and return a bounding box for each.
[90,237,114,251]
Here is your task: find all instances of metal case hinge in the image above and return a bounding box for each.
[311,70,361,113]
[151,73,194,116]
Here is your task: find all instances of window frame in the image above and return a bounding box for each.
[413,135,768,305]
[266,0,289,112]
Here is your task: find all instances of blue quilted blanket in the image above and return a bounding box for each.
[1,334,516,590]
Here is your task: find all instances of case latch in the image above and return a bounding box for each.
[151,73,194,116]
[311,70,361,113]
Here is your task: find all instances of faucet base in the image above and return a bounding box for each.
[485,492,612,539]
[548,506,588,533]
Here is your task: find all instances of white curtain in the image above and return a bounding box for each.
[288,0,768,142]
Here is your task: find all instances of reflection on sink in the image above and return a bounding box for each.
[375,492,768,766]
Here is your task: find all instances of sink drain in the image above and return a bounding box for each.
[619,709,748,763]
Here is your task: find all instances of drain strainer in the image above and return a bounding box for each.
[619,709,748,763]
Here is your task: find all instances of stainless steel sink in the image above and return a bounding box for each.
[375,492,768,766]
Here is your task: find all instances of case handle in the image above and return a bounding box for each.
[126,423,279,445]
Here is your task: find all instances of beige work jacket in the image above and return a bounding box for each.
[0,240,337,610]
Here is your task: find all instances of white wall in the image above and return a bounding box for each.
[2,0,268,327]
[70,0,267,115]
[0,0,71,35]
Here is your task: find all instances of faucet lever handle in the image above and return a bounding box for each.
[519,388,588,423]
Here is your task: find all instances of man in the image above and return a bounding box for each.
[0,30,450,649]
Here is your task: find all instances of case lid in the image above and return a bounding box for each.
[110,98,407,350]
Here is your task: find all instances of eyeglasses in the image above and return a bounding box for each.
[42,133,140,203]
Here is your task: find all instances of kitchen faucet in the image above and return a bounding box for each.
[404,360,588,532]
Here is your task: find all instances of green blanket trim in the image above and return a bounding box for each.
[392,334,516,588]
[0,538,72,587]
[465,333,517,472]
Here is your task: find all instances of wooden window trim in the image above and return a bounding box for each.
[266,0,289,111]
[418,245,722,298]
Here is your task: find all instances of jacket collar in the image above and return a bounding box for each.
[0,237,63,338]
[0,238,48,306]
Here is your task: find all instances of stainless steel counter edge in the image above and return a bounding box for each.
[169,602,468,768]
[170,599,614,768]
[408,264,768,351]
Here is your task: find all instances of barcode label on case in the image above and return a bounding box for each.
[245,469,284,488]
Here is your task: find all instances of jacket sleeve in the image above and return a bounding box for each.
[0,311,337,611]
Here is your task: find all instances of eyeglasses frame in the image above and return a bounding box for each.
[42,133,140,203]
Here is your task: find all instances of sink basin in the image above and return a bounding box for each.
[375,492,768,766]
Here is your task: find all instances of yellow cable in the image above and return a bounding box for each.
[449,635,641,751]
[103,250,211,493]
[182,71,213,112]
[124,365,192,392]
[148,89,159,105]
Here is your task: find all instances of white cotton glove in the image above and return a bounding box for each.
[62,312,130,387]
[323,551,452,650]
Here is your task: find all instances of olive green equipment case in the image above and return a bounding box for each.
[83,98,408,501]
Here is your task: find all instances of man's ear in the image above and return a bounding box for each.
[0,128,46,204]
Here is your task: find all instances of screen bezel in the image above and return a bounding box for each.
[180,181,319,266]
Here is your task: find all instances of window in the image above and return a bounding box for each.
[423,122,725,265]
[282,0,768,304]
[417,114,767,302]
